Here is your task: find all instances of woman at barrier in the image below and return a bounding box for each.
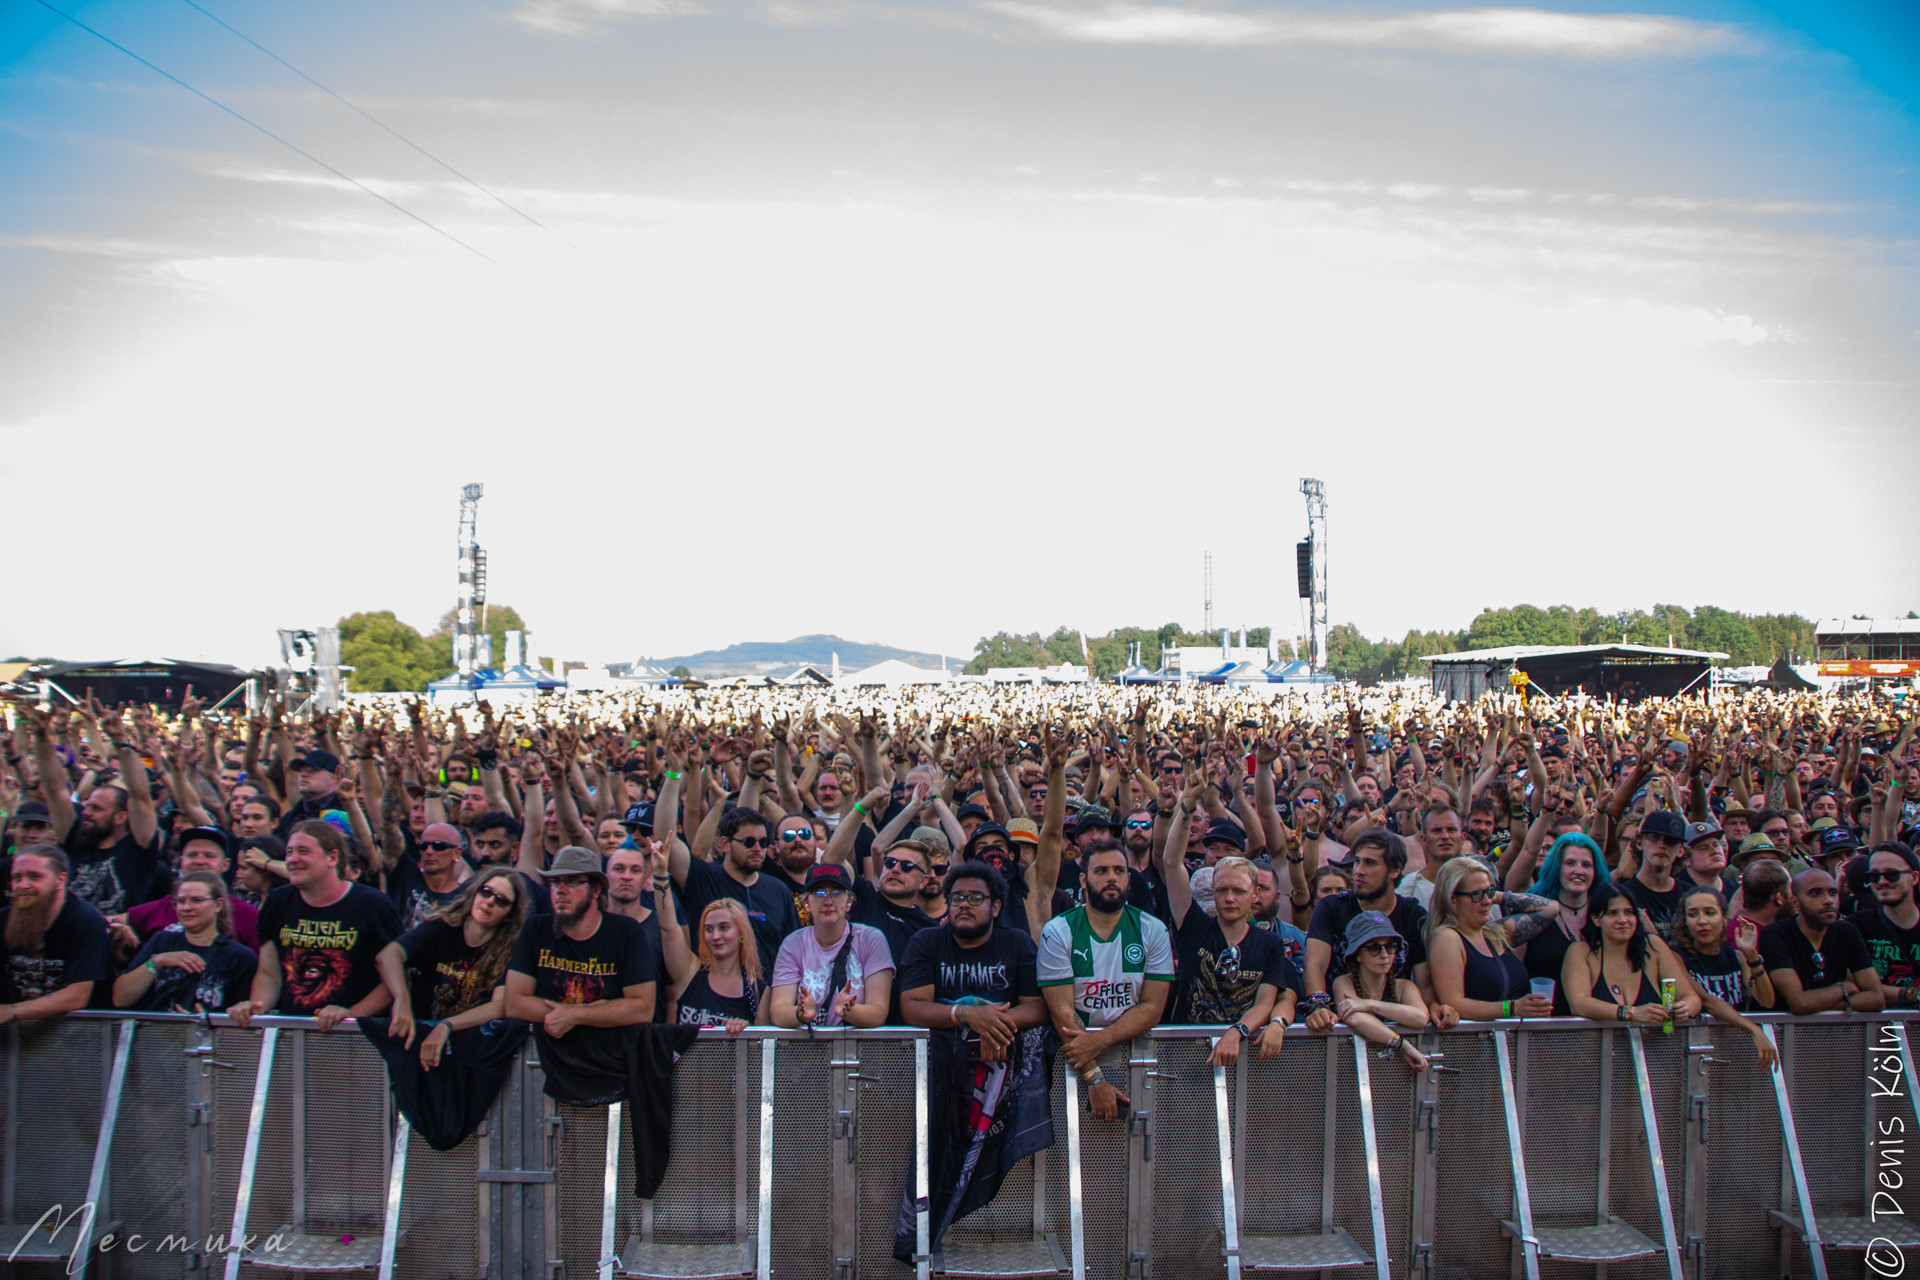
[1520,833,1609,1017]
[1665,885,1780,1066]
[661,897,768,1033]
[112,871,256,1013]
[1331,911,1431,1071]
[1426,859,1552,1021]
[377,865,528,1068]
[1562,882,1701,1026]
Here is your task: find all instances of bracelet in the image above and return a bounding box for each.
[1501,1000,1512,1018]
[664,770,683,780]
[1616,1004,1629,1022]
[144,959,157,974]
[953,1004,966,1029]
[853,801,866,815]
[1082,1066,1104,1087]
[1387,1034,1404,1053]
[1286,853,1305,864]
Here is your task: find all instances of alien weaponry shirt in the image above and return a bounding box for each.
[1037,904,1174,1028]
[257,884,401,1016]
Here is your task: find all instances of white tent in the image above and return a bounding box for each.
[839,658,953,687]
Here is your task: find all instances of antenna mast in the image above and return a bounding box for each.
[1299,478,1328,670]
[455,483,484,683]
[1203,551,1214,636]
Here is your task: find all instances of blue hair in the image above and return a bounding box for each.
[1531,832,1610,899]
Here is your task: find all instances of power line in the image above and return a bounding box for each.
[177,0,575,249]
[34,0,497,265]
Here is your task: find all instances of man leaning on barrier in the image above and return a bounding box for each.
[1038,841,1173,1122]
[0,844,111,1022]
[229,819,400,1031]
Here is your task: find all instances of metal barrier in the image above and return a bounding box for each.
[5,1011,1920,1279]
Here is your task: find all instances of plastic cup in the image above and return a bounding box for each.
[1530,978,1556,1006]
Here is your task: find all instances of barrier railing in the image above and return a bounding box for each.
[4,1011,1919,1279]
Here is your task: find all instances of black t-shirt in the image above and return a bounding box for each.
[0,893,112,1008]
[1306,893,1428,986]
[766,865,814,929]
[1619,876,1692,933]
[897,925,1040,1006]
[677,969,766,1027]
[1849,907,1920,991]
[61,825,165,915]
[386,856,468,932]
[850,876,938,1023]
[508,911,656,1005]
[122,926,257,1013]
[1757,918,1873,992]
[1682,946,1748,1012]
[394,918,494,1021]
[1171,910,1296,1025]
[256,883,402,1016]
[679,858,799,981]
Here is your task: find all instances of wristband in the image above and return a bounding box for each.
[664,770,683,780]
[1616,1004,1629,1022]
[1302,992,1333,1014]
[1286,853,1305,864]
[853,801,866,815]
[1501,1000,1512,1018]
[1082,1066,1104,1086]
[145,959,158,974]
[476,747,499,770]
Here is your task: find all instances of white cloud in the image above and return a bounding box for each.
[982,3,1737,56]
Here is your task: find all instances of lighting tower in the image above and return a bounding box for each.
[1203,551,1214,636]
[1299,478,1328,670]
[454,483,484,683]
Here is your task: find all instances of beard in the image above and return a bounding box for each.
[6,892,55,953]
[780,848,815,875]
[950,914,991,942]
[1087,884,1127,913]
[556,893,594,925]
[1125,835,1150,858]
[919,880,944,901]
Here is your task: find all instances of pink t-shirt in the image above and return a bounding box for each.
[770,923,894,1027]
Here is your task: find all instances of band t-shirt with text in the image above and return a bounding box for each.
[395,917,494,1021]
[898,924,1040,1008]
[1036,904,1175,1028]
[257,883,401,1016]
[0,893,112,1008]
[1848,907,1920,992]
[508,911,657,1006]
[1170,910,1297,1025]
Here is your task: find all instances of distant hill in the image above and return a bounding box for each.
[645,635,966,678]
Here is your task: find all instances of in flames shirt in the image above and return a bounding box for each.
[508,911,656,1007]
[1037,903,1174,1028]
[257,883,401,1016]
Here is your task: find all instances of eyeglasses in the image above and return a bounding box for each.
[174,895,215,908]
[1452,886,1497,904]
[949,891,991,907]
[781,829,814,842]
[882,856,926,873]
[1124,819,1153,830]
[549,876,593,890]
[810,887,847,899]
[1868,869,1913,884]
[475,886,515,907]
[420,840,461,852]
[732,835,770,848]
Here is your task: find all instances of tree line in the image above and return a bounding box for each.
[337,606,530,692]
[968,604,1821,684]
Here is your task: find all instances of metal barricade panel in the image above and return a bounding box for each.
[852,1038,918,1275]
[1238,1034,1334,1242]
[555,1102,610,1280]
[12,1019,112,1236]
[1429,1031,1511,1280]
[107,1018,196,1279]
[211,1026,293,1251]
[395,1124,483,1280]
[770,1035,835,1277]
[1700,1019,1783,1279]
[301,1032,392,1231]
[1340,1035,1417,1280]
[1147,1034,1222,1277]
[1516,1027,1603,1231]
[627,1036,761,1245]
[1601,1026,1685,1280]
[1041,1042,1129,1280]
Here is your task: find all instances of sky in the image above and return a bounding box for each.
[2,0,1916,669]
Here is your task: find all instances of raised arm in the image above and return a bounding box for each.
[1026,728,1072,936]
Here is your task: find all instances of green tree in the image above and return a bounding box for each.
[965,632,1054,675]
[338,611,444,692]
[670,665,692,680]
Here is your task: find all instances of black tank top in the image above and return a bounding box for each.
[1459,932,1529,1003]
[1523,919,1578,1017]
[677,969,765,1027]
[1591,966,1661,1007]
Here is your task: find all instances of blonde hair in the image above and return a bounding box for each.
[1211,856,1256,891]
[1426,857,1511,951]
[697,899,763,984]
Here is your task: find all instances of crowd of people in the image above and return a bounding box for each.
[0,680,1914,1246]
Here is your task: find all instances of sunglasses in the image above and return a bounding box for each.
[1216,944,1240,984]
[475,886,515,907]
[1452,886,1497,904]
[732,835,770,848]
[1124,819,1153,830]
[1868,869,1913,884]
[882,856,926,873]
[929,864,950,878]
[1358,940,1398,957]
[420,840,461,852]
[781,829,814,842]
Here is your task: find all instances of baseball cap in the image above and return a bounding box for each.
[1819,826,1863,858]
[1685,821,1723,845]
[179,825,234,857]
[1202,821,1248,852]
[804,863,854,894]
[955,802,991,825]
[1641,811,1688,843]
[1068,807,1123,836]
[290,748,340,773]
[620,802,655,833]
[11,800,51,827]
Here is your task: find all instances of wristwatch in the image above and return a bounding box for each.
[1233,1022,1253,1040]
